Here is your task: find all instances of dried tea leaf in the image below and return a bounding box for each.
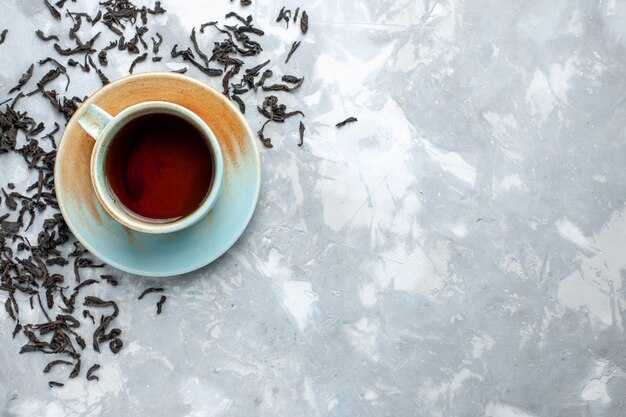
[298,121,305,147]
[69,360,81,378]
[83,309,96,324]
[282,75,302,84]
[43,360,72,373]
[151,32,163,54]
[83,296,119,317]
[86,364,100,381]
[96,69,110,86]
[335,117,358,128]
[232,95,245,114]
[156,295,166,314]
[9,64,35,94]
[43,0,61,20]
[301,11,309,34]
[109,338,123,353]
[129,53,148,74]
[262,76,304,92]
[138,287,164,300]
[100,275,118,286]
[285,41,301,64]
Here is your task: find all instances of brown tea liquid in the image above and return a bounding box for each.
[105,113,214,222]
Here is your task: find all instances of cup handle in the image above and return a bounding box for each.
[78,104,114,141]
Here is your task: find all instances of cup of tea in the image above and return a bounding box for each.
[78,101,224,234]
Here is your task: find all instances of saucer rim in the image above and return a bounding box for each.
[54,71,261,277]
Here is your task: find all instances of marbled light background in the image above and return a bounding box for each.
[1,0,626,416]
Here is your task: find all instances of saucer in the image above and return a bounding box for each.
[54,72,261,277]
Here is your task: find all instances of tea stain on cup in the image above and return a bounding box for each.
[120,225,138,249]
[60,121,103,227]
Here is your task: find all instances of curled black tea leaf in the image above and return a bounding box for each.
[335,117,358,128]
[232,95,245,114]
[225,11,251,27]
[298,121,305,147]
[245,59,270,76]
[282,75,302,84]
[129,52,148,74]
[53,32,100,56]
[190,27,210,67]
[100,328,121,342]
[232,85,249,95]
[43,0,62,20]
[69,359,81,378]
[282,10,292,28]
[68,14,83,42]
[97,69,110,86]
[222,66,239,99]
[258,120,273,148]
[12,323,22,338]
[92,315,114,352]
[29,61,70,94]
[256,69,272,89]
[100,275,118,286]
[74,279,98,292]
[35,30,60,42]
[49,381,64,388]
[98,41,118,66]
[285,41,301,64]
[134,26,149,50]
[92,10,103,26]
[262,76,304,92]
[43,360,73,373]
[301,11,309,34]
[73,257,105,283]
[156,295,166,314]
[151,32,163,54]
[86,364,100,381]
[9,64,35,94]
[148,1,167,15]
[0,29,8,45]
[5,298,15,320]
[199,21,218,33]
[67,59,85,71]
[138,287,164,300]
[256,106,273,120]
[2,189,19,213]
[276,7,292,28]
[171,44,223,76]
[109,338,123,353]
[83,297,119,317]
[83,310,95,324]
[257,95,305,123]
[75,335,86,350]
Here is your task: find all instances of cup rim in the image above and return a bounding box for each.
[89,101,224,234]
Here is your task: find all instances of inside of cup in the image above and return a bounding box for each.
[91,102,223,233]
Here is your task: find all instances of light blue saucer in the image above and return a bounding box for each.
[54,72,260,277]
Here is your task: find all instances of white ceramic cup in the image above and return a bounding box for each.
[78,101,224,234]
